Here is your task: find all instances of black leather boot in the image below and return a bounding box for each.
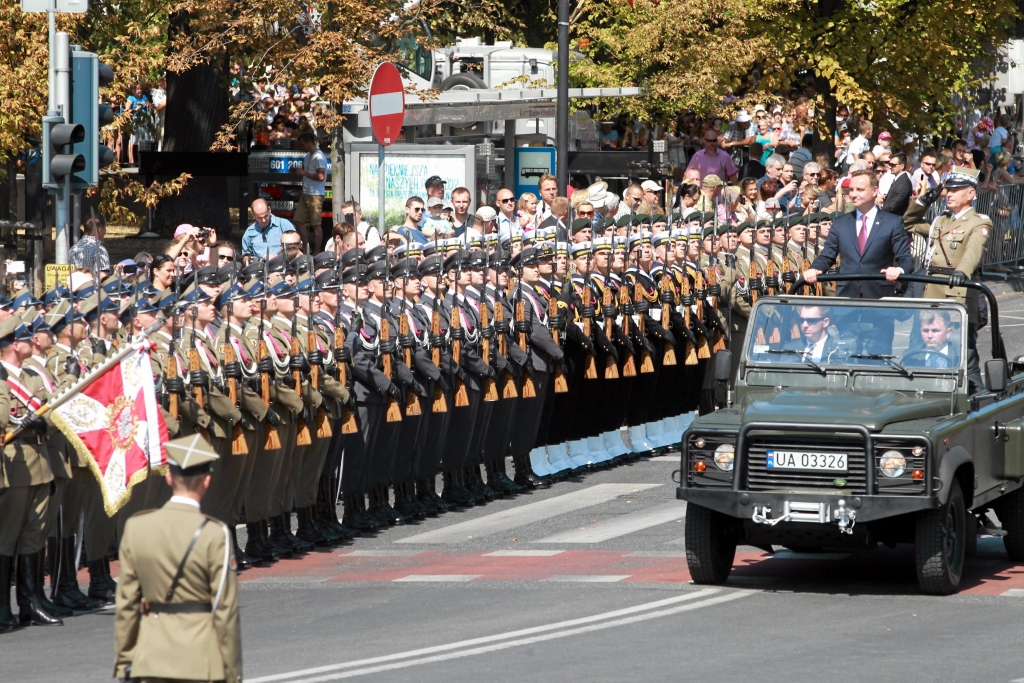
[231,527,257,570]
[245,522,278,563]
[36,549,72,617]
[441,471,474,507]
[266,516,297,558]
[494,458,526,493]
[17,554,62,626]
[0,555,18,632]
[418,478,453,513]
[470,465,498,501]
[381,486,412,525]
[296,507,331,547]
[261,520,290,558]
[513,454,550,489]
[393,482,425,520]
[321,479,357,540]
[343,493,377,533]
[282,513,314,553]
[53,538,101,611]
[402,481,433,518]
[86,559,115,603]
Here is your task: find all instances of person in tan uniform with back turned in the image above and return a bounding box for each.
[114,433,241,683]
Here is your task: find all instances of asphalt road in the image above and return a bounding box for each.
[6,290,1024,683]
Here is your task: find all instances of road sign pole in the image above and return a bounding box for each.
[377,144,386,238]
[555,0,569,195]
[368,61,405,239]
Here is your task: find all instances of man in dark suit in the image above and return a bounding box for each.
[536,196,569,242]
[804,168,914,355]
[804,168,914,298]
[782,305,840,363]
[881,153,913,216]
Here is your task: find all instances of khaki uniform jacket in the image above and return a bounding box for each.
[221,322,270,424]
[271,315,323,412]
[46,344,92,468]
[905,201,992,321]
[2,364,54,488]
[244,317,305,415]
[23,356,72,480]
[175,327,243,439]
[114,500,241,683]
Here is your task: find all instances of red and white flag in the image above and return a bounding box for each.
[51,346,169,515]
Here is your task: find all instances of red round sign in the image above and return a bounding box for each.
[368,62,405,147]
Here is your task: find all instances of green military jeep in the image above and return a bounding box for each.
[677,275,1024,594]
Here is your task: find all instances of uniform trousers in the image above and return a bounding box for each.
[511,370,549,457]
[0,484,49,555]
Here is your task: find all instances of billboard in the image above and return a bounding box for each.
[347,144,476,230]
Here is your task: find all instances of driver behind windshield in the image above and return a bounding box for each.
[784,305,837,362]
[906,310,959,368]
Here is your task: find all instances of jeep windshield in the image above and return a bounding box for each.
[746,298,967,373]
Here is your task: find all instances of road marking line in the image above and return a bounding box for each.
[392,574,481,582]
[1001,588,1024,597]
[483,549,565,557]
[252,590,748,683]
[247,589,724,683]
[647,454,680,462]
[625,550,689,558]
[340,550,427,557]
[394,483,662,544]
[535,502,687,544]
[542,574,630,583]
[663,536,687,545]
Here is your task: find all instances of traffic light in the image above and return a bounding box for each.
[42,115,86,189]
[69,51,115,188]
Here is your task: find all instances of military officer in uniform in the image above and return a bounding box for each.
[114,434,241,683]
[904,166,991,391]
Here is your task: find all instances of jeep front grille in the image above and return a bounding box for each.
[746,436,868,494]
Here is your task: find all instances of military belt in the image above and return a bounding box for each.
[140,599,212,615]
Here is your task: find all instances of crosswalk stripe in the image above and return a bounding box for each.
[542,575,630,583]
[394,484,662,544]
[1001,588,1024,597]
[393,575,481,582]
[341,550,427,557]
[535,502,687,544]
[483,550,565,557]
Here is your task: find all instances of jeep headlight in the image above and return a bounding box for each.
[879,450,907,478]
[713,444,735,471]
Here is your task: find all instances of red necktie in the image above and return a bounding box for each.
[858,214,868,254]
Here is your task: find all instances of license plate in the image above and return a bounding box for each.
[267,200,294,211]
[766,450,847,472]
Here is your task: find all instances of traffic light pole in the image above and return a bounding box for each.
[53,31,71,264]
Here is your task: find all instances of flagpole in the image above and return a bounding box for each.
[3,314,167,445]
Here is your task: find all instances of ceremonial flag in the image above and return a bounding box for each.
[51,346,169,515]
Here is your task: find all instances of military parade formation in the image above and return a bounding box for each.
[0,162,998,681]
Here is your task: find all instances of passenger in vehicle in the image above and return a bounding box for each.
[783,305,838,362]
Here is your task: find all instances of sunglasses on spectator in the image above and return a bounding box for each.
[283,242,302,249]
[705,138,718,144]
[410,207,424,213]
[578,210,594,217]
[800,317,824,325]
[218,254,235,262]
[805,172,820,177]
[888,161,903,167]
[498,197,515,203]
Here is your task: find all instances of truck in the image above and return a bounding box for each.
[678,274,1024,595]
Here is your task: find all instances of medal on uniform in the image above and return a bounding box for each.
[950,242,958,250]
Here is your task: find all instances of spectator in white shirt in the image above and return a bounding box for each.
[910,149,940,195]
[339,200,381,249]
[848,120,873,160]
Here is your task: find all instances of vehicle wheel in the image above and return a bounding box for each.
[915,479,966,595]
[685,504,736,584]
[998,487,1024,561]
[439,72,487,91]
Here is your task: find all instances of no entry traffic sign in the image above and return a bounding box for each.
[369,62,405,146]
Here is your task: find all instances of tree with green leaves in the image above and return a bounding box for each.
[747,0,1019,154]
